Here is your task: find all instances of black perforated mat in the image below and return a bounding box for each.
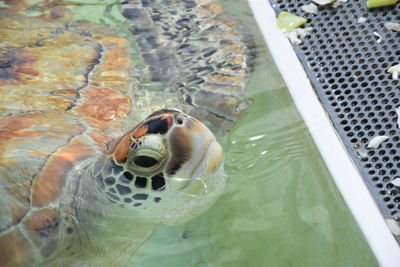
[268,1,400,240]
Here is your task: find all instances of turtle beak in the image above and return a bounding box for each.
[167,115,223,191]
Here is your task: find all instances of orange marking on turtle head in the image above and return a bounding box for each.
[111,124,152,164]
[32,139,95,207]
[131,125,149,138]
[112,133,132,164]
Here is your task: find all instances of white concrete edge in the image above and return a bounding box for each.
[247,0,400,266]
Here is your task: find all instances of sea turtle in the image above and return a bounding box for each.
[0,0,253,266]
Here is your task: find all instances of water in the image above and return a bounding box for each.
[4,0,378,266]
[130,2,378,267]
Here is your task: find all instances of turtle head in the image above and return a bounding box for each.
[97,109,225,225]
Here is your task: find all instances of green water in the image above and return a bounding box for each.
[69,1,378,266]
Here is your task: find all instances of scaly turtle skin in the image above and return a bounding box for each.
[0,0,253,266]
[121,0,255,130]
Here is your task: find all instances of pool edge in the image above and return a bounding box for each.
[247,0,400,266]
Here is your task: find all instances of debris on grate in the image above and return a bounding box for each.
[372,31,383,44]
[357,16,368,23]
[312,0,336,6]
[367,135,389,149]
[392,177,400,187]
[396,107,400,128]
[385,22,400,32]
[388,64,400,80]
[300,3,318,14]
[269,0,400,243]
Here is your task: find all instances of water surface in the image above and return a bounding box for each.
[48,0,378,265]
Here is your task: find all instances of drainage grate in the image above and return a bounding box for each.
[268,1,400,239]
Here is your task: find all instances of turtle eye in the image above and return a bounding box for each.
[133,156,159,168]
[129,151,165,175]
[126,134,167,175]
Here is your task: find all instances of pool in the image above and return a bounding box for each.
[0,0,378,266]
[131,1,378,266]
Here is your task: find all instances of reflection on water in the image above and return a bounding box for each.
[0,0,378,266]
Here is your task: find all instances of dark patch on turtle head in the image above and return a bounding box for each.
[104,177,115,186]
[144,117,169,134]
[120,171,134,183]
[116,184,131,195]
[166,127,192,175]
[133,193,148,200]
[151,173,166,191]
[135,176,147,188]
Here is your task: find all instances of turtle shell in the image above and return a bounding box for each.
[0,10,135,265]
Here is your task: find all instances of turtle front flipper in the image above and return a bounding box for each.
[121,0,255,130]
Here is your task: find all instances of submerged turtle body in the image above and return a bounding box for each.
[0,0,254,266]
